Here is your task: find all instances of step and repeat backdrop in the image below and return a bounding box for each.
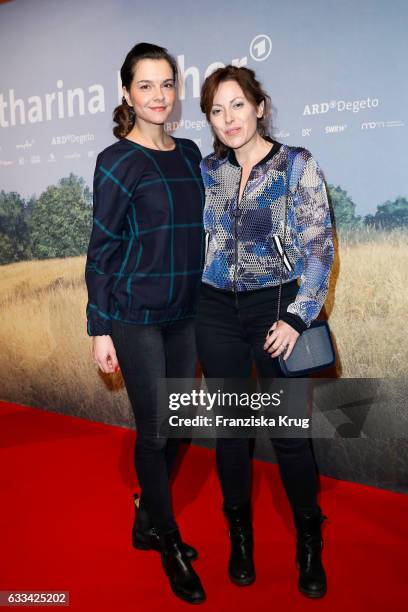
[0,0,407,491]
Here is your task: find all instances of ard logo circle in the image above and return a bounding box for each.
[250,34,272,61]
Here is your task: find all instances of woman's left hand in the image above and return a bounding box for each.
[264,320,300,360]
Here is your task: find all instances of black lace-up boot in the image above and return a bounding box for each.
[159,528,206,604]
[223,501,255,586]
[294,507,328,598]
[132,493,198,560]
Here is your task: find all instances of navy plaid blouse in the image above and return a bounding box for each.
[85,137,205,336]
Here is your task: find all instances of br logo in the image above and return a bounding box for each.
[249,34,272,61]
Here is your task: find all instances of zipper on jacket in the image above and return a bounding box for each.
[233,166,251,306]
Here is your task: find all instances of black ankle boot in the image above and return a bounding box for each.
[223,501,255,586]
[160,528,206,604]
[132,494,198,560]
[294,507,327,598]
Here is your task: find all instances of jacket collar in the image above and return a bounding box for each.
[226,136,282,168]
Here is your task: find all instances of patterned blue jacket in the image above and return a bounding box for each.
[200,138,334,331]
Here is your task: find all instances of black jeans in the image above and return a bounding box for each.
[111,317,197,534]
[195,281,319,516]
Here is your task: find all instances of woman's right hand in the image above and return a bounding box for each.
[92,335,120,374]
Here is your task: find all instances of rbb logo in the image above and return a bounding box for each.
[250,35,272,61]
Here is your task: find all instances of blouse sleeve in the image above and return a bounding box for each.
[85,150,134,336]
[282,151,334,330]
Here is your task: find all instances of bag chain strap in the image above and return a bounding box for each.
[276,163,289,323]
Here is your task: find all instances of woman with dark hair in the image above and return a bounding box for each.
[85,43,205,604]
[197,66,334,598]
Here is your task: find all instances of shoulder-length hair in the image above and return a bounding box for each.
[200,65,272,158]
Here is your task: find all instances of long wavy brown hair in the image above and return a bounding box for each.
[113,42,178,139]
[200,65,272,158]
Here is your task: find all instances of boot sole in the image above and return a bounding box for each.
[296,561,326,598]
[132,532,155,551]
[162,562,206,604]
[169,586,206,605]
[229,573,256,587]
[133,540,152,551]
[298,585,327,599]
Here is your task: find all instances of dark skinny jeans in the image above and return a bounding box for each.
[195,281,320,517]
[111,317,197,534]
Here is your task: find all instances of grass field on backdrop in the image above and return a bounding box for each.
[1,229,406,424]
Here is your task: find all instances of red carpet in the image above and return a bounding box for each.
[1,400,407,611]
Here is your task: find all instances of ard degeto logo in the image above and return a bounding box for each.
[250,34,272,61]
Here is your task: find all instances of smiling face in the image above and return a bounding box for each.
[123,58,176,125]
[209,79,264,150]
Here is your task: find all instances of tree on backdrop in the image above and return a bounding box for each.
[327,184,360,228]
[364,197,408,229]
[0,190,32,265]
[29,174,92,259]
